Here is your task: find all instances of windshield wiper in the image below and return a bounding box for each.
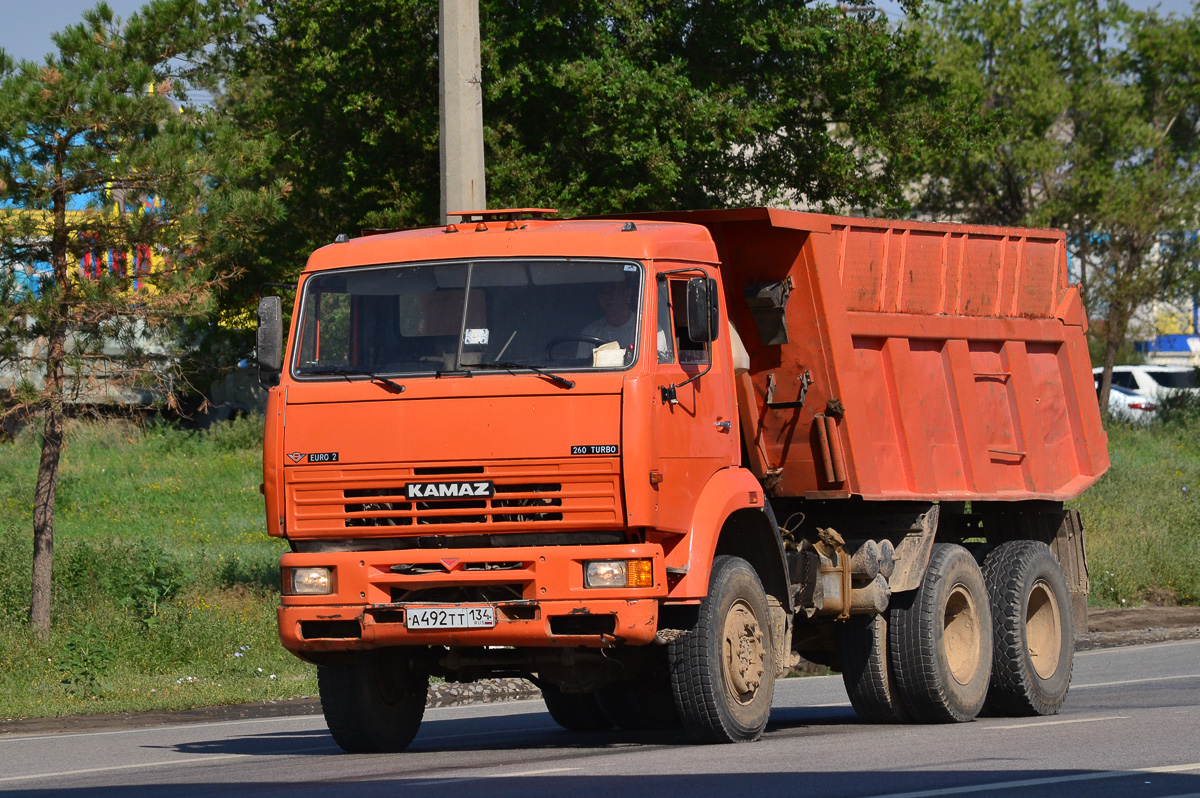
[475,362,575,390]
[296,367,405,394]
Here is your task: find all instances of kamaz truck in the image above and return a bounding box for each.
[256,207,1108,751]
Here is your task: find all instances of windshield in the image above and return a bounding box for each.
[293,259,643,378]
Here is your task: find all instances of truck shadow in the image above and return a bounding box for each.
[18,770,1200,798]
[152,703,889,759]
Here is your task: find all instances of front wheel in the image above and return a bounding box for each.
[669,555,776,743]
[318,649,428,753]
[982,540,1074,716]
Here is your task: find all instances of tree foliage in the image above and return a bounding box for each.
[917,0,1200,409]
[0,0,283,634]
[227,0,976,309]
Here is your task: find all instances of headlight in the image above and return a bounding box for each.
[584,559,653,588]
[289,566,334,595]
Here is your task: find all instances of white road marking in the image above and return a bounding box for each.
[0,744,334,783]
[867,761,1200,798]
[0,713,327,743]
[491,767,578,778]
[987,715,1128,730]
[394,767,579,787]
[1072,673,1200,689]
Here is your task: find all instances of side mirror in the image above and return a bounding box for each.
[686,276,720,343]
[256,296,283,382]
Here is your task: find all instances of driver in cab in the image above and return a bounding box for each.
[578,279,636,362]
[581,281,635,346]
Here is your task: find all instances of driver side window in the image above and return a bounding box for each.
[659,278,710,365]
[657,278,675,364]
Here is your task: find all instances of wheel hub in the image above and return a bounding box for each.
[944,584,981,686]
[1027,579,1062,679]
[723,599,766,703]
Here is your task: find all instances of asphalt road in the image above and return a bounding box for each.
[3,640,1198,798]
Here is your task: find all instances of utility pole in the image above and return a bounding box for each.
[439,0,486,223]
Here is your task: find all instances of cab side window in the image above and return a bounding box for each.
[656,278,675,364]
[667,279,710,365]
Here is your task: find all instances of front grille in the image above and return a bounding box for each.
[492,484,564,523]
[288,459,620,537]
[345,488,412,526]
[343,483,562,527]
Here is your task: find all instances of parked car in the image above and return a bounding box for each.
[1093,365,1199,398]
[1096,382,1158,423]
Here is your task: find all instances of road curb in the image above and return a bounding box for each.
[0,678,543,738]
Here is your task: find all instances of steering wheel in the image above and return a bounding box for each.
[545,335,609,361]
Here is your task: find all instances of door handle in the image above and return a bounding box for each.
[715,420,732,432]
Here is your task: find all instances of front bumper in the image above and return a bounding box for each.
[277,542,666,654]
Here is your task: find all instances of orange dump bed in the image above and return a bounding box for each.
[638,208,1109,502]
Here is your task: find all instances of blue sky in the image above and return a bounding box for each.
[0,0,145,64]
[2,0,1195,65]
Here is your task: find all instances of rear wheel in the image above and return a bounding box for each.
[540,684,612,731]
[840,612,909,723]
[890,543,992,723]
[982,540,1074,716]
[669,555,776,743]
[318,649,428,753]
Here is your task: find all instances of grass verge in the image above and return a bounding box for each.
[1069,415,1200,607]
[0,416,316,720]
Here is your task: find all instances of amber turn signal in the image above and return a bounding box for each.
[626,558,653,588]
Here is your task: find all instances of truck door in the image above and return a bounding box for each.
[653,273,739,532]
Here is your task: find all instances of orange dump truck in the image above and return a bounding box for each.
[256,207,1108,751]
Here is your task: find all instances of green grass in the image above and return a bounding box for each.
[1,410,1198,720]
[1069,416,1200,607]
[0,416,316,720]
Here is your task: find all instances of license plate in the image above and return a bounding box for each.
[405,605,496,630]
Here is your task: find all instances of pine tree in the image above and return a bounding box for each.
[0,0,283,635]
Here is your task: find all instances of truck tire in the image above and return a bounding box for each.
[840,612,909,723]
[982,540,1074,716]
[596,679,681,730]
[669,555,776,743]
[540,685,613,731]
[889,543,992,723]
[318,650,428,753]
